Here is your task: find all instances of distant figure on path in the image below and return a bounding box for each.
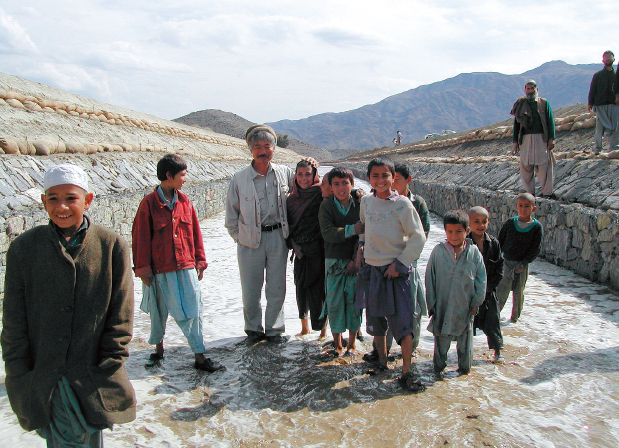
[510,80,556,198]
[588,50,619,154]
[225,125,295,344]
[396,130,402,146]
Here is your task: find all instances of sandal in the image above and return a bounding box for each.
[325,349,341,358]
[399,371,423,392]
[145,352,164,368]
[367,364,389,375]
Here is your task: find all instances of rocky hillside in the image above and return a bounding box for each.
[267,61,600,150]
[174,109,333,161]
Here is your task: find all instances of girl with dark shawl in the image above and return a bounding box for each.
[287,159,327,337]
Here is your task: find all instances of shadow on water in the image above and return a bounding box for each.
[520,346,619,385]
[129,338,443,423]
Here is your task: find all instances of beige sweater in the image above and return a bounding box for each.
[360,194,426,267]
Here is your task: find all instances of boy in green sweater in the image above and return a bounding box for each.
[496,192,543,323]
[318,167,364,356]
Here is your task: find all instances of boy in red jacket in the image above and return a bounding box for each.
[132,154,224,372]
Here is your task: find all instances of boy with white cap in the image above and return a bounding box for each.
[2,163,136,447]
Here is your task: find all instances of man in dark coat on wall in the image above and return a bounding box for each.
[511,80,556,198]
[588,50,619,154]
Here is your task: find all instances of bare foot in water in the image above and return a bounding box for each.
[298,318,311,336]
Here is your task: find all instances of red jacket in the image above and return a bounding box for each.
[132,188,207,278]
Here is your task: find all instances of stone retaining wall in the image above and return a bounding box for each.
[348,162,619,291]
[0,153,249,294]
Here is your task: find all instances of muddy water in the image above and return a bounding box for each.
[2,170,619,447]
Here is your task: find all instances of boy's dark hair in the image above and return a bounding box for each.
[157,154,187,181]
[327,166,354,185]
[443,209,469,229]
[367,156,395,177]
[517,192,535,205]
[394,161,412,179]
[296,159,317,178]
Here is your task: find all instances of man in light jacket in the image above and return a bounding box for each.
[225,125,295,344]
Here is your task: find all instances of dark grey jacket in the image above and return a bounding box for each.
[2,223,136,431]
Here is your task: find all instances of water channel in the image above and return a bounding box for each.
[1,168,619,447]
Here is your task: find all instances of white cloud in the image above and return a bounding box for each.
[0,7,39,55]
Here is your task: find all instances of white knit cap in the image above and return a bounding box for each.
[43,164,89,192]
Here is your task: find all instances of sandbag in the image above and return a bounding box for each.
[571,121,583,131]
[65,142,86,154]
[0,138,19,154]
[55,141,67,154]
[575,113,589,122]
[5,98,25,109]
[32,140,54,155]
[25,102,43,112]
[51,101,66,110]
[583,118,596,128]
[560,122,573,132]
[4,91,26,102]
[119,143,133,151]
[16,139,36,155]
[84,143,100,154]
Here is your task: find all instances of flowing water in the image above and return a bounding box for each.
[2,169,619,447]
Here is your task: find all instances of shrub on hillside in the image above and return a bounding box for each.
[277,134,290,148]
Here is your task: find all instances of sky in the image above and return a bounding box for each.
[0,1,617,123]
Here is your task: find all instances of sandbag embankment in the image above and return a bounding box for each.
[0,72,300,162]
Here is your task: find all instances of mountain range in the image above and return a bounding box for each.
[265,60,601,150]
[173,109,334,160]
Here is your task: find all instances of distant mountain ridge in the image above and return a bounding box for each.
[173,109,333,160]
[266,61,600,150]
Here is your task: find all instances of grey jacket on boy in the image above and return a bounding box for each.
[2,223,136,431]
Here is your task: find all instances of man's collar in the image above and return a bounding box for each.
[250,161,272,178]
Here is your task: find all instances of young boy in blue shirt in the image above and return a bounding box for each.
[426,210,486,375]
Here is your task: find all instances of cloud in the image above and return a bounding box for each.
[0,7,39,55]
[78,42,193,73]
[311,27,384,48]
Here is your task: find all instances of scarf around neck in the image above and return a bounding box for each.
[286,171,321,233]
